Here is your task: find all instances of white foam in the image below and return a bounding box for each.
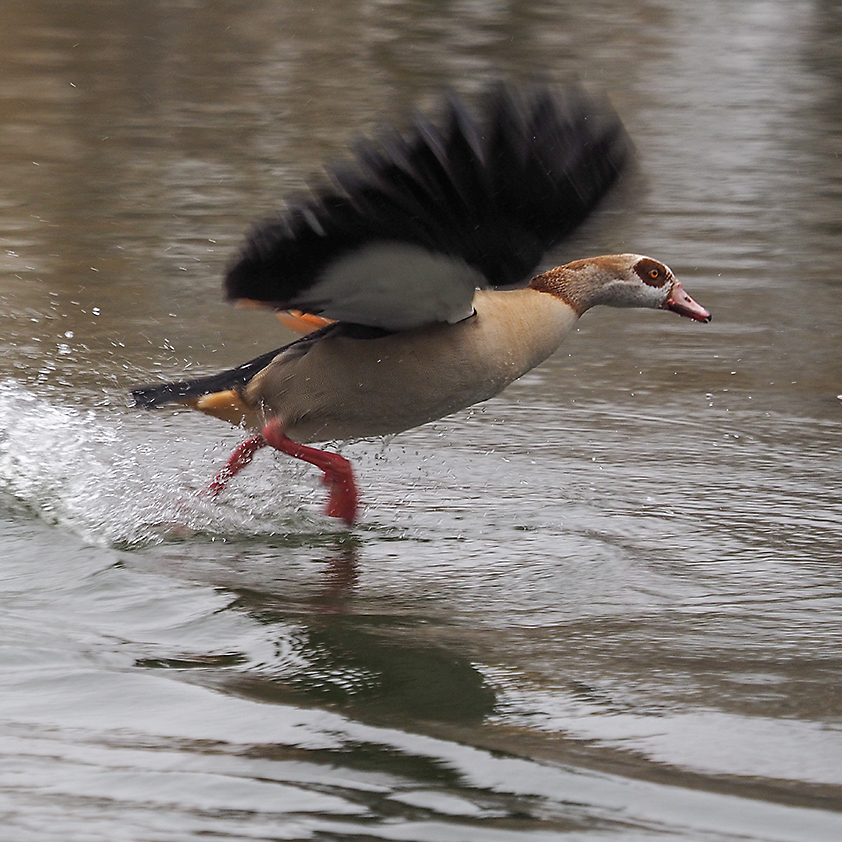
[0,380,314,547]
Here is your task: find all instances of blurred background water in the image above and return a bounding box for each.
[1,1,841,839]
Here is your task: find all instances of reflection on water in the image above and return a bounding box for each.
[154,544,499,724]
[1,0,842,839]
[223,618,498,724]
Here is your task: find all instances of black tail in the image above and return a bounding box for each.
[131,322,381,409]
[131,345,286,409]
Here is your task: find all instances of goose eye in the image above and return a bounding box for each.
[634,257,669,286]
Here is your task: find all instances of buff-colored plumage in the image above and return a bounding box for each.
[132,86,710,523]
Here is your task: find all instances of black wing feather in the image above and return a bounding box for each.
[224,83,630,313]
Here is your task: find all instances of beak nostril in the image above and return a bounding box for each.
[664,282,711,322]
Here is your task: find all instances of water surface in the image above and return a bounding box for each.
[1,1,841,840]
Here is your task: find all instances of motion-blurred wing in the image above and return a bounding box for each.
[225,84,630,331]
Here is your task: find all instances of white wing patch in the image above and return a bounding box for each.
[298,242,485,331]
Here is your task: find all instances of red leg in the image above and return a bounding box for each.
[263,419,359,525]
[207,434,267,498]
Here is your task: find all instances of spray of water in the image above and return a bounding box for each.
[0,379,318,547]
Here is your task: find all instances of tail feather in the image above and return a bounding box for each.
[131,320,356,410]
[131,345,285,409]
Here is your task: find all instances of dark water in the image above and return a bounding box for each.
[1,1,841,839]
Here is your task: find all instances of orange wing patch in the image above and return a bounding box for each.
[276,310,335,334]
[233,300,332,334]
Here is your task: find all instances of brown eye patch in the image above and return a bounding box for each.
[634,257,669,287]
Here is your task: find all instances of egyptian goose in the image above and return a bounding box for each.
[133,84,710,525]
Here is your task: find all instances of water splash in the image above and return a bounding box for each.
[0,379,313,547]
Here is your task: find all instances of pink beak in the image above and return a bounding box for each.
[663,282,711,322]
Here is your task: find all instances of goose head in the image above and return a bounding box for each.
[531,254,711,322]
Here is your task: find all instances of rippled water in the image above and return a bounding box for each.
[1,0,841,839]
